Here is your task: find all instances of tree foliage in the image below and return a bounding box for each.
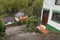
[26,0,43,16]
[32,0,43,16]
[0,20,6,37]
[0,0,28,15]
[0,0,43,17]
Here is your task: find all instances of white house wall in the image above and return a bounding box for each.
[42,0,60,30]
[48,9,60,30]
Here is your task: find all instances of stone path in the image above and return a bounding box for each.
[6,25,60,40]
[6,25,26,35]
[7,32,60,40]
[7,32,44,40]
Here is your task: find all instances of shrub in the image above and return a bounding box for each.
[13,20,26,26]
[0,20,6,37]
[17,20,25,25]
[12,21,18,26]
[26,16,40,32]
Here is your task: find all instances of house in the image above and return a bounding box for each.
[15,12,24,21]
[41,0,60,32]
[1,16,14,25]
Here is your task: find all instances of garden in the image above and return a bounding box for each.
[0,0,43,40]
[0,0,60,40]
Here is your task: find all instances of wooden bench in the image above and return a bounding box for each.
[37,26,49,35]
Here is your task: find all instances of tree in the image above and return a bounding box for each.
[28,0,36,6]
[32,0,43,16]
[0,0,6,15]
[0,0,29,16]
[26,0,43,17]
[0,0,43,17]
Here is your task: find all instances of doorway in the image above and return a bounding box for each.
[42,10,49,26]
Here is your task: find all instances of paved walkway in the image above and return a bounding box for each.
[8,32,45,40]
[6,25,26,35]
[7,32,42,40]
[7,32,60,40]
[6,25,60,40]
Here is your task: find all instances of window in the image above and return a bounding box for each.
[55,0,60,5]
[52,12,60,24]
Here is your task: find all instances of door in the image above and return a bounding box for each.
[42,10,49,26]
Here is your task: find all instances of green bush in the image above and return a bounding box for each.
[26,16,40,32]
[0,0,43,16]
[0,20,6,37]
[32,0,43,16]
[0,0,29,16]
[13,20,26,26]
[12,21,18,26]
[17,20,25,25]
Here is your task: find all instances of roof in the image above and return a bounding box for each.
[52,10,60,14]
[15,12,24,18]
[1,17,14,24]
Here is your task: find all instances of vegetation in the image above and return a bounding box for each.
[13,20,26,26]
[0,20,6,37]
[0,0,43,32]
[32,0,43,16]
[25,0,43,16]
[0,0,43,17]
[26,16,40,32]
[0,0,29,16]
[0,14,8,19]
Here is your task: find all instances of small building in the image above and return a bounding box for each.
[15,12,24,21]
[1,16,14,25]
[41,0,60,32]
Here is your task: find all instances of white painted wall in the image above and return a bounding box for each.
[42,0,60,30]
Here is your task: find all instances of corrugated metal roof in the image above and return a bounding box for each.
[2,17,14,24]
[15,12,24,18]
